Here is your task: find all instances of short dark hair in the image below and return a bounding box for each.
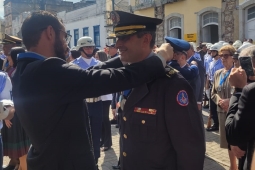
[136,31,156,49]
[21,11,63,50]
[10,47,25,68]
[96,50,108,62]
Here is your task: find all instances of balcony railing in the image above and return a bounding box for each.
[132,0,176,11]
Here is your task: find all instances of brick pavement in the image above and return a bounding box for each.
[3,109,231,170]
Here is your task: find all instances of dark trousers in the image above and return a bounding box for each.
[209,86,219,127]
[87,101,103,161]
[101,101,112,148]
[0,135,2,170]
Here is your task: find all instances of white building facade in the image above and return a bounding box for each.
[12,12,31,37]
[58,2,108,49]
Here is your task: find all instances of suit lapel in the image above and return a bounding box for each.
[124,84,149,110]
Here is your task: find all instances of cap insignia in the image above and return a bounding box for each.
[110,11,120,25]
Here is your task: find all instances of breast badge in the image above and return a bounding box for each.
[134,107,157,115]
[176,90,189,106]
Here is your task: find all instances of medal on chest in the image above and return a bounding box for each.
[217,85,222,92]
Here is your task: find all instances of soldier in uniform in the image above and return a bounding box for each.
[72,36,104,168]
[0,34,22,71]
[108,11,205,170]
[106,43,118,59]
[187,44,205,111]
[166,37,201,104]
[12,11,172,170]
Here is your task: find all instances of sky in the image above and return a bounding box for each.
[0,0,81,18]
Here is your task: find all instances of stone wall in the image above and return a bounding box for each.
[221,0,239,42]
[154,5,165,46]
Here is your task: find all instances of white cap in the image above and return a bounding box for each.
[76,36,95,51]
[233,40,242,49]
[223,42,229,46]
[218,41,225,45]
[0,100,13,120]
[238,42,253,53]
[210,43,221,51]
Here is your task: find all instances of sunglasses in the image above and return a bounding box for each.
[58,29,72,45]
[219,54,232,59]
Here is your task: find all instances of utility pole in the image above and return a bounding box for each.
[112,0,116,43]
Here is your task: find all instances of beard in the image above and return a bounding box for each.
[54,36,66,61]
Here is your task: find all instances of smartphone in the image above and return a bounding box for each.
[239,57,254,77]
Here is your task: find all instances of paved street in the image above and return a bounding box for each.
[3,108,231,170]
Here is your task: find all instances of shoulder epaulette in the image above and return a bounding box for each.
[166,66,178,78]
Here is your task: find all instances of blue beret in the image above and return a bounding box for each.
[165,37,191,52]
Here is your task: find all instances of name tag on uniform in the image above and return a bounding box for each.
[134,107,157,115]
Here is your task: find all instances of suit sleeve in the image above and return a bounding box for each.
[225,93,247,151]
[44,56,165,104]
[211,72,221,105]
[165,77,205,170]
[225,84,255,146]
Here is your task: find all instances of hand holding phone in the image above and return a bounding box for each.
[239,57,254,77]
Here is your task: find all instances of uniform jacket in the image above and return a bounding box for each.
[72,56,99,70]
[120,66,205,170]
[187,52,205,103]
[226,82,255,170]
[169,61,200,102]
[12,52,165,170]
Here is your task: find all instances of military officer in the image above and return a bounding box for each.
[106,43,118,59]
[0,34,22,71]
[187,44,206,111]
[166,37,201,104]
[72,36,103,168]
[12,11,173,170]
[108,10,205,170]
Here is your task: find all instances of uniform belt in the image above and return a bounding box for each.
[86,97,101,103]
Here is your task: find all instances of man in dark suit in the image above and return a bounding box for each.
[226,45,255,170]
[12,11,173,170]
[108,11,205,170]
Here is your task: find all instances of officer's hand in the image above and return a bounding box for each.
[5,119,12,128]
[230,145,245,159]
[4,106,15,120]
[229,67,247,88]
[155,43,173,62]
[112,109,116,119]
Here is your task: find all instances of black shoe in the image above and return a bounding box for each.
[3,165,16,170]
[206,126,219,131]
[115,124,119,128]
[203,104,209,109]
[112,165,121,169]
[110,119,117,124]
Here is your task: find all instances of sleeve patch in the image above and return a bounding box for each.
[176,90,189,106]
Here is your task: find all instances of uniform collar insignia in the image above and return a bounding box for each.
[166,66,178,78]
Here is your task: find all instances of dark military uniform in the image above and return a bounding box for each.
[120,66,205,170]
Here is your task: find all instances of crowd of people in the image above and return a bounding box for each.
[0,9,253,170]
